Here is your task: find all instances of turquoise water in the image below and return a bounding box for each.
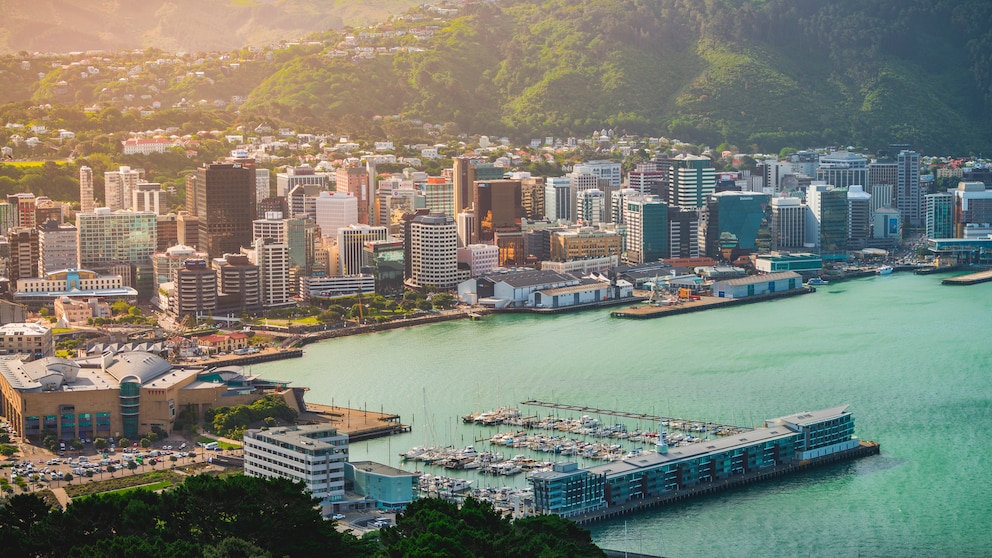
[254,273,992,557]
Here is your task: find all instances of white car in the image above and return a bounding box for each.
[331,513,346,520]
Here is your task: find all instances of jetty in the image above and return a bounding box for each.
[520,400,751,436]
[610,288,813,319]
[941,269,992,285]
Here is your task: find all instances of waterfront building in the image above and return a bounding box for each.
[711,271,803,298]
[407,213,459,290]
[754,253,822,275]
[671,155,716,210]
[103,166,141,212]
[474,179,523,242]
[847,186,872,250]
[14,269,135,310]
[953,181,992,238]
[244,424,349,514]
[0,322,53,359]
[302,275,375,300]
[456,269,578,308]
[623,195,668,264]
[193,162,257,260]
[770,197,807,252]
[77,208,156,298]
[169,259,217,318]
[926,237,992,265]
[337,225,388,276]
[79,166,95,214]
[816,152,868,190]
[529,406,861,519]
[344,461,420,511]
[276,165,327,198]
[131,183,163,215]
[550,227,622,262]
[701,192,771,261]
[540,255,618,275]
[925,192,955,241]
[39,220,77,275]
[215,254,262,314]
[315,191,358,241]
[896,149,922,228]
[8,227,39,284]
[363,239,405,297]
[0,350,275,442]
[545,177,573,222]
[806,185,848,258]
[573,160,622,187]
[873,208,901,245]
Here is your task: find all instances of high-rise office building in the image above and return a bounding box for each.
[623,195,668,264]
[453,157,503,215]
[422,176,455,218]
[77,208,157,298]
[701,192,771,260]
[520,176,546,221]
[7,193,36,229]
[132,183,162,215]
[255,168,271,204]
[104,166,142,211]
[671,155,716,209]
[337,225,388,276]
[896,149,922,228]
[953,181,992,237]
[474,179,523,242]
[816,152,868,190]
[315,191,358,240]
[79,166,95,214]
[247,238,291,308]
[38,220,77,275]
[925,192,955,240]
[544,177,572,222]
[806,185,848,258]
[194,162,256,260]
[668,207,700,259]
[575,188,605,226]
[152,245,208,288]
[770,197,807,252]
[628,163,665,197]
[276,165,327,198]
[572,160,622,187]
[216,254,262,314]
[611,188,638,224]
[847,186,872,250]
[8,227,39,284]
[407,213,458,289]
[170,259,217,318]
[336,164,372,225]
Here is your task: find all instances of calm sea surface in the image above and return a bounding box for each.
[254,272,992,557]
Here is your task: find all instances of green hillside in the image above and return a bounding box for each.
[7,0,992,153]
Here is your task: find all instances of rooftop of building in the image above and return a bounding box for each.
[0,322,49,336]
[347,461,420,478]
[712,271,802,287]
[486,270,576,288]
[245,424,345,450]
[756,253,821,261]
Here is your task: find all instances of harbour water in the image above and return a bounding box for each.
[254,273,992,557]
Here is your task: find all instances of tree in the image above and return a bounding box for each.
[119,437,130,448]
[71,438,84,451]
[431,293,455,309]
[111,300,130,315]
[127,461,138,472]
[94,438,107,451]
[63,473,73,482]
[140,438,152,449]
[416,299,433,311]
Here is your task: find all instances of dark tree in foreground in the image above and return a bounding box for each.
[377,497,605,558]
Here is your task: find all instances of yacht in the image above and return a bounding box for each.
[877,265,894,275]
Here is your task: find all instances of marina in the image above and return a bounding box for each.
[940,268,992,285]
[254,273,992,557]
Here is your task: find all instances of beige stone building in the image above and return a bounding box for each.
[0,322,54,360]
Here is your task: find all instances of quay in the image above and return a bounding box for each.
[569,441,880,525]
[941,269,992,285]
[520,400,750,435]
[610,287,813,319]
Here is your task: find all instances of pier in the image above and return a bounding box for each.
[610,288,813,319]
[520,400,751,435]
[941,269,992,285]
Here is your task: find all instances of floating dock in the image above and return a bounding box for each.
[941,269,992,285]
[520,400,751,436]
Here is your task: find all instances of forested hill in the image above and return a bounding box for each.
[9,0,992,153]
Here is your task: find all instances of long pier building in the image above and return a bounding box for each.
[528,405,878,522]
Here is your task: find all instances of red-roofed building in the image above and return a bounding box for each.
[197,332,250,354]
